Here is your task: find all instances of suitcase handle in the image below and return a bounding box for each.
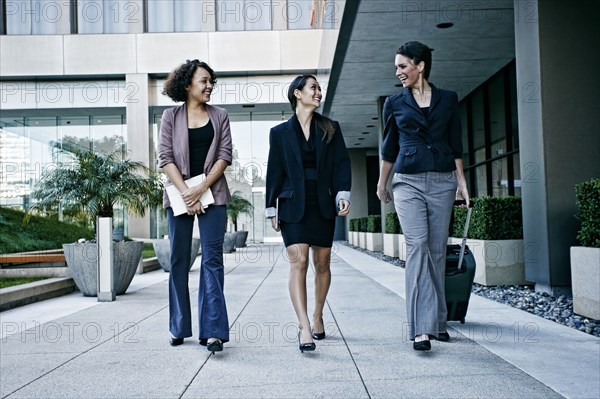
[453,200,473,271]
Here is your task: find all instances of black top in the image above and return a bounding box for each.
[189,120,214,177]
[420,106,429,119]
[292,115,317,170]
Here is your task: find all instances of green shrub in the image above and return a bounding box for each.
[451,197,523,240]
[575,178,600,247]
[359,217,368,233]
[349,218,358,232]
[385,212,402,234]
[0,206,94,254]
[367,215,382,233]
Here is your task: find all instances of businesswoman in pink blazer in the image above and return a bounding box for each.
[266,75,351,353]
[158,60,232,353]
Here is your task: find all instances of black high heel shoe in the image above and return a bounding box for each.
[170,337,184,346]
[413,336,431,351]
[311,317,326,340]
[435,332,450,342]
[298,330,316,353]
[207,339,223,354]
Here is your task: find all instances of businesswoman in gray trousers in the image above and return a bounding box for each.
[159,60,232,353]
[376,42,470,351]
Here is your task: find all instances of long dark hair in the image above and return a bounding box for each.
[287,75,335,143]
[162,59,217,103]
[397,41,434,80]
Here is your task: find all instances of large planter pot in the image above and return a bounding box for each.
[365,232,383,252]
[449,238,528,286]
[570,246,600,319]
[397,234,407,261]
[235,231,249,248]
[383,233,399,257]
[348,231,357,246]
[358,232,367,249]
[223,232,237,253]
[63,241,143,297]
[152,238,200,272]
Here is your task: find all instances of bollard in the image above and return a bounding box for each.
[97,217,115,302]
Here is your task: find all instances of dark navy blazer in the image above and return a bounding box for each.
[381,84,463,174]
[265,116,351,223]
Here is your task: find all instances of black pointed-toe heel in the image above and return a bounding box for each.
[298,331,316,353]
[170,337,184,346]
[436,332,450,342]
[311,317,326,340]
[413,339,431,351]
[207,339,223,354]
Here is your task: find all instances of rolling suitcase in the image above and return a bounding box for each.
[445,201,476,324]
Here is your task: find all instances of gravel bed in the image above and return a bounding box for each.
[340,242,600,337]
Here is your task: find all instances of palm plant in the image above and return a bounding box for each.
[27,143,163,234]
[226,191,253,232]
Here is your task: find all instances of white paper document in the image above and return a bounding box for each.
[166,174,214,216]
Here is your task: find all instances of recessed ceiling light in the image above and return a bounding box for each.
[436,22,454,29]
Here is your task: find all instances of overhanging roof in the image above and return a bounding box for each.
[324,0,516,148]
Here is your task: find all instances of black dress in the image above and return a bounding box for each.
[279,116,336,248]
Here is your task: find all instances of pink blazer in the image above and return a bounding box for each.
[158,103,233,208]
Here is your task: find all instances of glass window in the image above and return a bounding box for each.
[146,0,174,33]
[174,0,203,32]
[287,0,312,29]
[5,0,61,34]
[216,0,244,31]
[78,0,132,34]
[147,0,208,33]
[244,0,271,31]
[0,113,126,211]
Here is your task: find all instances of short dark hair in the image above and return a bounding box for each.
[397,41,434,80]
[162,59,217,103]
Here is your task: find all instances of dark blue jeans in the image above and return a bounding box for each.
[167,205,229,343]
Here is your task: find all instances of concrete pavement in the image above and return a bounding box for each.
[1,243,598,398]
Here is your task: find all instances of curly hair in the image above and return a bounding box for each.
[162,59,217,103]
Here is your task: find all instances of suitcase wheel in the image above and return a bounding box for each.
[460,317,465,324]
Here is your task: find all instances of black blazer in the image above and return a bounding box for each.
[381,84,463,174]
[265,116,351,223]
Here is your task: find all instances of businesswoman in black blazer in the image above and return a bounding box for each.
[376,42,470,351]
[266,75,351,353]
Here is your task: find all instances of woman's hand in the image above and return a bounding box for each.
[338,199,351,216]
[270,217,280,232]
[455,177,470,208]
[182,184,205,208]
[376,184,392,204]
[186,201,205,216]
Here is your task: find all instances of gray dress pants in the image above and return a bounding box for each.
[392,171,457,340]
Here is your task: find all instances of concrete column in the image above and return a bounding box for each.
[347,149,368,221]
[126,73,152,238]
[377,97,396,231]
[514,0,600,294]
